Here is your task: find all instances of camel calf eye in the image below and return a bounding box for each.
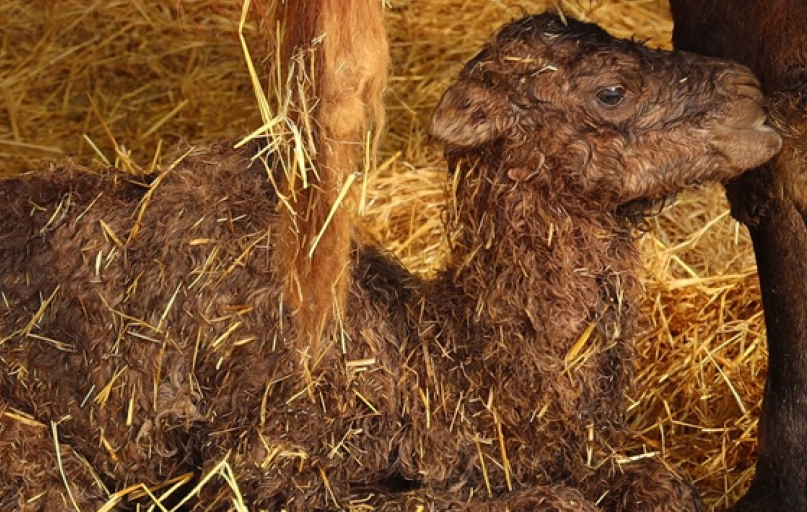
[595,86,626,106]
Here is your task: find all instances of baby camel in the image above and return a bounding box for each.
[0,13,780,512]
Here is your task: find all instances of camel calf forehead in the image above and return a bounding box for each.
[466,13,722,89]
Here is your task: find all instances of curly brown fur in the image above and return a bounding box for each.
[0,13,780,511]
[670,3,807,511]
[0,398,110,511]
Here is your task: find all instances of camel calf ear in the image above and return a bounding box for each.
[429,81,515,148]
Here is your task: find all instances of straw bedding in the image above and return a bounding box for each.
[0,0,766,510]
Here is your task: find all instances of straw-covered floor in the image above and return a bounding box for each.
[0,0,766,510]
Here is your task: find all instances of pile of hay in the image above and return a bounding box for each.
[0,0,766,510]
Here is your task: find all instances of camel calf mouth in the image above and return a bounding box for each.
[710,120,782,170]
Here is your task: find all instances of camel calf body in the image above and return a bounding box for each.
[0,13,781,511]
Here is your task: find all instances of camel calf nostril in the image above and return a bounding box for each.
[717,69,765,100]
